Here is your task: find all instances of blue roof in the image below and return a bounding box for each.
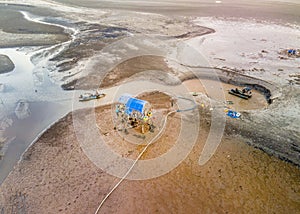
[118,94,149,114]
[125,97,147,114]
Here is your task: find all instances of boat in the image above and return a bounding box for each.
[228,87,252,99]
[79,91,106,102]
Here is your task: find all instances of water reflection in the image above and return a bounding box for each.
[0,48,73,184]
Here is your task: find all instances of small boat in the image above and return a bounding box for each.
[79,91,106,102]
[228,87,252,100]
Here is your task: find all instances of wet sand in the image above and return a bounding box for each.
[184,79,268,111]
[0,4,70,47]
[54,0,300,24]
[0,96,299,213]
[0,0,299,213]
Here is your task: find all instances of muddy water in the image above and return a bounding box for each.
[0,48,74,184]
[0,7,80,184]
[0,101,71,181]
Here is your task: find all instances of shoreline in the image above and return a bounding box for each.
[0,89,299,213]
[0,4,79,184]
[0,10,298,175]
[0,0,299,212]
[0,1,297,160]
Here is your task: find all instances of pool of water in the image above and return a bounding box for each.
[0,47,75,184]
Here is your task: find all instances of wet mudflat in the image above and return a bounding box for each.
[0,98,299,213]
[0,0,299,213]
[0,3,70,47]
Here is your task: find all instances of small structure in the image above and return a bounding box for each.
[115,94,153,134]
[288,49,297,55]
[283,49,300,57]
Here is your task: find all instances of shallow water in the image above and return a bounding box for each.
[0,6,84,183]
[0,48,74,184]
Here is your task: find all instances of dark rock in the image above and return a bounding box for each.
[0,54,15,74]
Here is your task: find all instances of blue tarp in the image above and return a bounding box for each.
[288,49,296,55]
[118,94,148,114]
[226,110,241,119]
[125,97,147,114]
